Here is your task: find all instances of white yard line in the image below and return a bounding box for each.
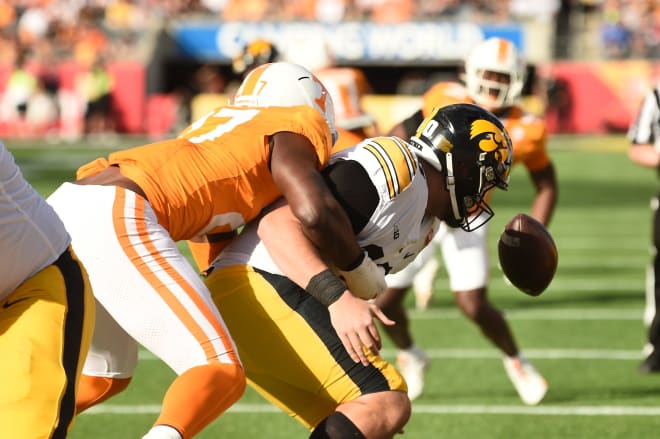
[135,307,647,362]
[412,405,660,416]
[405,308,644,320]
[83,403,660,416]
[384,348,644,360]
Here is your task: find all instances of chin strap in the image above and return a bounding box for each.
[445,152,463,224]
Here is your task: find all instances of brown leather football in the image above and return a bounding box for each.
[497,213,558,296]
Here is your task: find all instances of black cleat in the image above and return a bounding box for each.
[640,349,660,373]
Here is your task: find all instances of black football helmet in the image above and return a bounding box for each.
[408,103,512,231]
[232,39,280,78]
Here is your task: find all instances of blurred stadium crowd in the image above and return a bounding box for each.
[0,0,658,139]
[2,0,527,68]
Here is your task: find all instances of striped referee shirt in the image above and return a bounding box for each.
[629,83,660,149]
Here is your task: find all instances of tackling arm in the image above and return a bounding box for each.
[256,200,328,288]
[257,201,394,366]
[269,131,364,271]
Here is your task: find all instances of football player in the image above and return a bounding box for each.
[232,38,281,79]
[46,62,388,439]
[378,37,558,403]
[204,103,513,438]
[314,65,381,151]
[0,141,95,438]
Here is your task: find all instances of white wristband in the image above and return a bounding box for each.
[338,252,386,300]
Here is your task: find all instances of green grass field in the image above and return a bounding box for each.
[8,134,660,438]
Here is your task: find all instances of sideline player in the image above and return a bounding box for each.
[47,62,388,439]
[205,103,513,438]
[378,37,558,403]
[0,141,95,438]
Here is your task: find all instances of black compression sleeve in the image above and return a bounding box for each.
[309,412,366,439]
[321,160,379,234]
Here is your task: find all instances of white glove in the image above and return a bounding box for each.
[338,252,387,300]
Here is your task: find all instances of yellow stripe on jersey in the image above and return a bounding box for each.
[363,137,417,199]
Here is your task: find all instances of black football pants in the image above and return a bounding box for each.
[648,193,660,350]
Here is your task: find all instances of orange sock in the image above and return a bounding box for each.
[76,375,132,413]
[153,363,246,438]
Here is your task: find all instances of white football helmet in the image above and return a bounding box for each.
[464,37,526,110]
[233,61,338,144]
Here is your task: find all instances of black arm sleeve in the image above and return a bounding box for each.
[401,110,425,138]
[321,160,379,235]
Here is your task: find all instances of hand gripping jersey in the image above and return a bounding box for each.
[214,136,439,276]
[76,105,333,241]
[422,82,550,172]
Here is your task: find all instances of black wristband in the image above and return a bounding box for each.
[306,269,346,307]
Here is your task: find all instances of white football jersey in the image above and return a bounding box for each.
[0,142,70,299]
[212,136,439,277]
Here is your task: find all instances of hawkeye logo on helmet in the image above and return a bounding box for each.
[470,118,511,182]
[470,119,505,153]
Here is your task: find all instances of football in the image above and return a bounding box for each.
[497,213,558,296]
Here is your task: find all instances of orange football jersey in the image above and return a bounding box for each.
[314,67,375,131]
[421,82,549,172]
[333,127,367,152]
[76,105,333,241]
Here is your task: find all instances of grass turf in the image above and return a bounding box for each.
[7,133,660,438]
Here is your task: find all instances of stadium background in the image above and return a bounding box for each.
[0,1,657,139]
[5,1,660,438]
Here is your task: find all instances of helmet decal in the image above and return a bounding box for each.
[236,64,268,97]
[248,39,272,56]
[470,119,505,152]
[311,75,328,113]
